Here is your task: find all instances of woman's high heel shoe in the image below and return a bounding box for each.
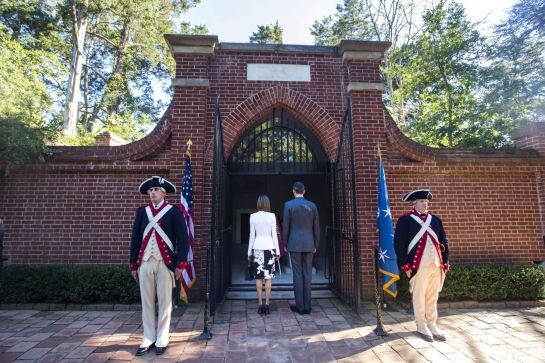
[258,304,264,315]
[264,304,270,314]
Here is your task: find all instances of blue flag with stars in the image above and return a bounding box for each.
[377,149,399,297]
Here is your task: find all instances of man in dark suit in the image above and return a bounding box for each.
[283,182,320,314]
[130,176,189,356]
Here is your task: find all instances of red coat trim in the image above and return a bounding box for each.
[135,201,173,268]
[409,210,444,272]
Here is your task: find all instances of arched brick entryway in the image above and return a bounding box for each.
[222,86,340,161]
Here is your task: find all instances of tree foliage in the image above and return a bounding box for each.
[482,0,545,131]
[0,0,206,148]
[313,0,545,148]
[394,1,493,147]
[0,23,57,174]
[249,20,283,44]
[311,0,376,45]
[311,0,419,126]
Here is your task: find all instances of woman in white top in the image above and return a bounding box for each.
[248,195,280,314]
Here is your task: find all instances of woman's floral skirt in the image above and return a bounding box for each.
[251,249,276,280]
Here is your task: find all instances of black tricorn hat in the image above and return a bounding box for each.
[402,189,433,202]
[139,176,176,195]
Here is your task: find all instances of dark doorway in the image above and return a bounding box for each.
[229,174,330,285]
[227,108,331,286]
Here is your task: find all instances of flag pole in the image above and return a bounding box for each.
[186,137,210,340]
[373,246,388,336]
[374,143,388,336]
[378,145,386,312]
[199,244,213,340]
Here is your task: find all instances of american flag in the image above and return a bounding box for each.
[179,146,196,304]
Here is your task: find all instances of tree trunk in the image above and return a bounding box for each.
[81,34,95,133]
[63,0,89,137]
[106,19,131,121]
[91,19,131,125]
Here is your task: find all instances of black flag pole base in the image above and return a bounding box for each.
[199,328,213,340]
[373,323,389,337]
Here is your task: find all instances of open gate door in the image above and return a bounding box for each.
[210,96,232,316]
[327,100,361,312]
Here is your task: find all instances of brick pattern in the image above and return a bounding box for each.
[1,44,545,303]
[346,59,382,83]
[0,301,544,362]
[175,55,211,78]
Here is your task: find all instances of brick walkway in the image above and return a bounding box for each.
[1,299,544,362]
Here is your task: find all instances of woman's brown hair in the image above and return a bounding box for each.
[257,194,270,212]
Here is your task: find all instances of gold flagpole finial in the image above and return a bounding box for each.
[186,139,193,157]
[376,142,382,158]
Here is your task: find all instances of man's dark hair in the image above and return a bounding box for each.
[293,181,305,194]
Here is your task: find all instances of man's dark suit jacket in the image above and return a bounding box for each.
[282,197,320,252]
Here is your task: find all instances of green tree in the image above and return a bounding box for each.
[310,0,376,45]
[0,24,58,174]
[249,20,283,44]
[390,1,500,147]
[69,0,206,143]
[482,0,545,133]
[1,0,206,145]
[311,0,418,125]
[503,0,545,39]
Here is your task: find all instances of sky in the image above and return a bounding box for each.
[180,0,517,45]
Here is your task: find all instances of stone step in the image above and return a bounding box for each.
[225,289,336,300]
[227,283,330,291]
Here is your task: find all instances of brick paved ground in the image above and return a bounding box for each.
[0,298,544,362]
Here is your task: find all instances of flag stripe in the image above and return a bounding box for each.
[179,150,196,303]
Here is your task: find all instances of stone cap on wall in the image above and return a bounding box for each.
[338,39,392,53]
[219,42,337,55]
[164,34,391,58]
[164,34,218,55]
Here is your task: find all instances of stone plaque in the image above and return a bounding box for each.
[247,64,311,82]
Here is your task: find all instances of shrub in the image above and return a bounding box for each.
[0,264,140,304]
[395,264,545,302]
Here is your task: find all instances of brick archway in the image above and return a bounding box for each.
[222,86,340,161]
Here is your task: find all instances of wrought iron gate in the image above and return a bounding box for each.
[328,100,361,312]
[210,96,231,316]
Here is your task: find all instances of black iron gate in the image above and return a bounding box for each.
[210,96,231,316]
[328,100,361,312]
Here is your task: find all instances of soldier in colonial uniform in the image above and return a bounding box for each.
[130,176,189,356]
[393,189,449,342]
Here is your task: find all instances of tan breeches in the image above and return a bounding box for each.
[138,257,174,348]
[410,264,444,328]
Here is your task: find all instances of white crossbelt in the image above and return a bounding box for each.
[407,214,439,254]
[144,205,174,251]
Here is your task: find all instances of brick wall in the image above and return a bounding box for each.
[1,37,545,302]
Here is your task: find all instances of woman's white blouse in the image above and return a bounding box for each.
[247,211,280,256]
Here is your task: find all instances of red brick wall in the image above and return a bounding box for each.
[1,40,545,303]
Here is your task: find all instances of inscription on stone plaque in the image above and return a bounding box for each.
[247,64,311,82]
